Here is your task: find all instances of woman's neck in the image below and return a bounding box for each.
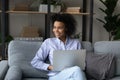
[59,36,67,44]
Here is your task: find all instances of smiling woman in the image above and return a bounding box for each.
[31,13,87,80]
[51,14,76,43]
[51,13,77,37]
[52,21,66,42]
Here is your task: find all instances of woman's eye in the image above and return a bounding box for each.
[59,27,64,29]
[53,27,63,29]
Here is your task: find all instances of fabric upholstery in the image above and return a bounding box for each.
[85,52,115,80]
[1,40,120,80]
[94,41,120,76]
[110,77,120,80]
[23,78,48,80]
[8,40,48,78]
[0,60,8,80]
[4,66,22,80]
[7,40,93,79]
[81,41,93,52]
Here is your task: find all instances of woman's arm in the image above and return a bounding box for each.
[31,40,50,71]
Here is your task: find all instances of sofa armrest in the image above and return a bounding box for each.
[0,60,9,80]
[4,66,22,80]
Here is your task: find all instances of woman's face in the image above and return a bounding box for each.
[53,21,66,39]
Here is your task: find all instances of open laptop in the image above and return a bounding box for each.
[52,49,86,71]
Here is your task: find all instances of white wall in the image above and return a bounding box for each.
[9,0,120,42]
[93,0,109,42]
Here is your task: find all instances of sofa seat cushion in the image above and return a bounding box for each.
[23,78,48,80]
[8,41,48,78]
[110,76,120,80]
[18,63,48,78]
[94,41,120,76]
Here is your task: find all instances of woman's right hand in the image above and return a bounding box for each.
[47,65,53,70]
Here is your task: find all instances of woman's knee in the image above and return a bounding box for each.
[72,66,81,71]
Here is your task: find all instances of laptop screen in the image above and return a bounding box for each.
[52,49,86,71]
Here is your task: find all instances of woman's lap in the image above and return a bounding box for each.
[49,66,86,80]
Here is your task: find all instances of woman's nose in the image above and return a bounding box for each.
[55,28,59,32]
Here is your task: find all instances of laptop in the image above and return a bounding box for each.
[52,49,86,71]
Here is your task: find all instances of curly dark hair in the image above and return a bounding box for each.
[51,13,77,37]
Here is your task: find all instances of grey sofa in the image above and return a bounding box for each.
[0,40,120,80]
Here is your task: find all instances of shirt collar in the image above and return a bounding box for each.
[56,37,69,45]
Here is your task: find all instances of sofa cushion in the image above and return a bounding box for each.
[81,41,93,52]
[110,76,120,80]
[94,41,120,76]
[23,78,48,80]
[85,52,115,80]
[8,40,48,78]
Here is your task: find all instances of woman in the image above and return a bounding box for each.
[31,13,86,80]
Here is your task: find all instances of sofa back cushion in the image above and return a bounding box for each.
[94,41,120,76]
[81,41,93,52]
[8,40,48,78]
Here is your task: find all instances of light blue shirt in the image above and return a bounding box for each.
[31,37,81,71]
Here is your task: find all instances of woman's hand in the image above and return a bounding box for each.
[47,65,53,70]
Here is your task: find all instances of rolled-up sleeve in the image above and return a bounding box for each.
[31,40,50,71]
